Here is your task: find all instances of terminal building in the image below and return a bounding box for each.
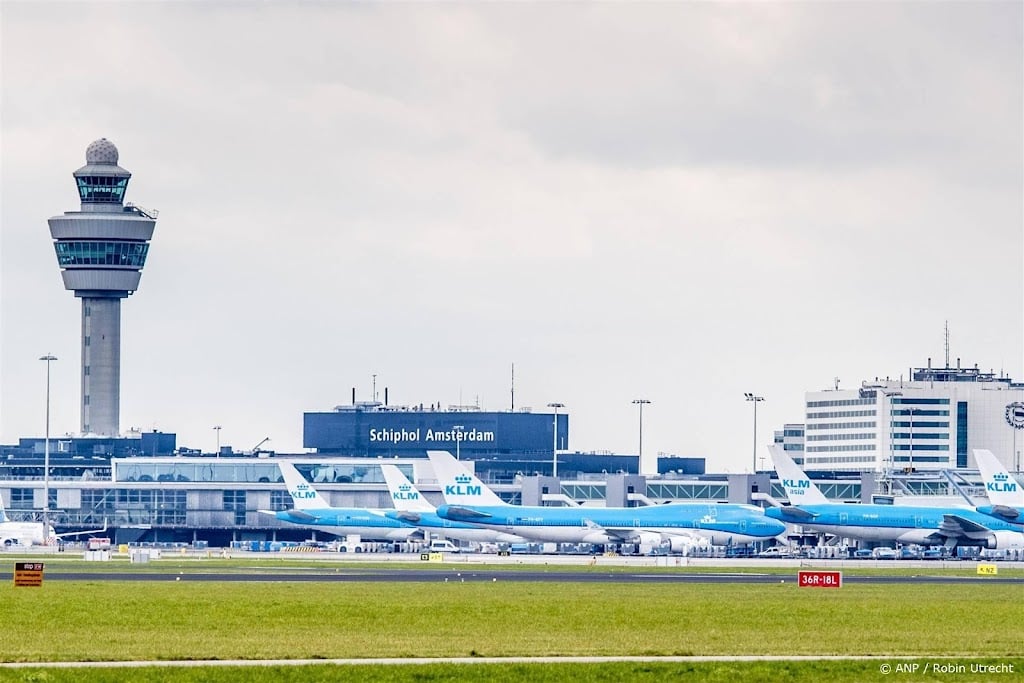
[790,360,1023,473]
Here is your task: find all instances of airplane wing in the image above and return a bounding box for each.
[939,514,996,543]
[394,511,422,523]
[774,505,818,520]
[54,519,108,539]
[444,506,493,520]
[984,505,1022,522]
[278,509,319,522]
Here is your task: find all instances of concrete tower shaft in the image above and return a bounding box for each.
[47,139,158,436]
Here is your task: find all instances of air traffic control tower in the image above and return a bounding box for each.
[47,139,158,436]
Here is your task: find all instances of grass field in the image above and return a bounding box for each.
[0,560,1021,681]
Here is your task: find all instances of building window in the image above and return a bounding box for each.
[956,402,968,468]
[11,488,33,508]
[270,490,291,511]
[223,490,247,525]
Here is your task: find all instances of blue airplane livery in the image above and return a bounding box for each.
[380,464,525,544]
[428,451,786,549]
[258,462,421,541]
[766,445,1024,550]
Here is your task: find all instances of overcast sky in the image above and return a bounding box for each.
[1,1,1021,473]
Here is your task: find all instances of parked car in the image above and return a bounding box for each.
[758,547,792,558]
[871,547,898,560]
[898,546,922,560]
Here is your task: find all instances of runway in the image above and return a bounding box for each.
[4,566,1021,584]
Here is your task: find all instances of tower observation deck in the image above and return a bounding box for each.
[47,139,158,436]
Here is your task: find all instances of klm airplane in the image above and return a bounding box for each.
[974,449,1023,526]
[259,462,421,541]
[429,451,786,549]
[766,445,1024,550]
[380,465,525,545]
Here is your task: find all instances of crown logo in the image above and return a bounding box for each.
[399,485,411,491]
[297,483,309,490]
[994,473,1009,481]
[455,474,472,484]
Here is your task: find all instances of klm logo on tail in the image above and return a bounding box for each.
[291,483,317,500]
[783,478,811,491]
[393,484,420,501]
[988,473,1019,494]
[445,473,482,497]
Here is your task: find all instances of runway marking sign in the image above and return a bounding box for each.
[797,570,842,588]
[976,563,998,575]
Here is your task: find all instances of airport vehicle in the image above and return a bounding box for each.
[0,496,107,547]
[427,539,461,553]
[259,462,421,541]
[973,449,1022,525]
[766,445,1024,551]
[429,451,787,549]
[380,464,525,545]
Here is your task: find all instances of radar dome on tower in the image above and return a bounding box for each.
[85,138,119,165]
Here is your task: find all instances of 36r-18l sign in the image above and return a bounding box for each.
[797,570,842,588]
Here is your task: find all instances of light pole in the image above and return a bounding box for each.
[213,425,222,455]
[744,393,764,473]
[453,425,465,461]
[547,402,564,478]
[39,354,57,544]
[632,399,651,474]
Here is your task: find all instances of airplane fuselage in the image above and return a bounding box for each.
[437,502,785,546]
[767,503,1024,548]
[0,522,55,546]
[272,509,420,542]
[382,510,524,544]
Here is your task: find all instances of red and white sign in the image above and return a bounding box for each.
[797,570,842,588]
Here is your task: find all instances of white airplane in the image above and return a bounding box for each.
[379,464,525,545]
[0,495,106,547]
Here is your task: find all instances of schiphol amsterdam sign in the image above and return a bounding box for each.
[368,427,496,445]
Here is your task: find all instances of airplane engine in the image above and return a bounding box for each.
[986,531,1024,550]
[667,536,698,553]
[633,532,662,547]
[581,531,614,545]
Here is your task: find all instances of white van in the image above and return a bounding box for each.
[428,540,461,553]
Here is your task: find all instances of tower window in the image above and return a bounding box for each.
[76,176,128,203]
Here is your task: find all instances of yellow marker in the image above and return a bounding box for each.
[976,563,998,575]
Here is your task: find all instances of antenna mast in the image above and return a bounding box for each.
[944,320,950,368]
